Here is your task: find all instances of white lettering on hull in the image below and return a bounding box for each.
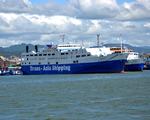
[30,65,71,72]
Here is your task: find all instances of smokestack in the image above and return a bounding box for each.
[35,45,38,52]
[26,46,29,53]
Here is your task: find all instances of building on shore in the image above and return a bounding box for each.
[0,56,21,69]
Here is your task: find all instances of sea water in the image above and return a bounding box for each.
[0,71,150,120]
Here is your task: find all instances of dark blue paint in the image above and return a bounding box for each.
[21,60,126,75]
[125,63,144,71]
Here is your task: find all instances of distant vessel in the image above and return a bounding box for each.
[0,67,22,76]
[145,64,150,70]
[144,54,150,70]
[125,52,144,71]
[21,44,128,75]
[8,67,22,75]
[110,47,144,71]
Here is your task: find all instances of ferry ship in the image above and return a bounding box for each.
[110,47,144,71]
[21,44,128,75]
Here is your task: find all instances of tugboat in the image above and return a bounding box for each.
[21,44,128,75]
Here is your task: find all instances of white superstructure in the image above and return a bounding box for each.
[126,52,144,65]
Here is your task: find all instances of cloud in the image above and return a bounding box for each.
[144,22,150,28]
[0,12,149,46]
[0,0,149,21]
[0,0,149,47]
[0,17,9,31]
[116,0,150,21]
[86,20,102,34]
[0,0,32,13]
[67,0,119,19]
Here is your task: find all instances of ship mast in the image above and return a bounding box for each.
[97,34,100,47]
[60,34,65,43]
[120,34,123,53]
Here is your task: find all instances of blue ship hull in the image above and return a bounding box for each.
[125,63,144,71]
[144,64,150,70]
[21,60,126,75]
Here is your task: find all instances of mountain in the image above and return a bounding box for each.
[0,43,44,57]
[0,43,150,57]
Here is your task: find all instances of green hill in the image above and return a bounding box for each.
[0,43,150,57]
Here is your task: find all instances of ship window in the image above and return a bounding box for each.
[61,53,65,55]
[43,54,47,56]
[26,55,29,56]
[39,62,41,65]
[27,58,28,60]
[48,62,50,64]
[82,55,86,57]
[76,55,80,58]
[25,62,26,64]
[66,53,68,55]
[56,62,58,64]
[73,60,78,63]
[48,54,51,56]
[29,62,30,64]
[87,54,90,56]
[30,54,33,56]
[52,53,55,56]
[39,54,42,56]
[34,54,37,56]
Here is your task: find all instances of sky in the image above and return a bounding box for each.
[0,0,150,47]
[31,0,66,4]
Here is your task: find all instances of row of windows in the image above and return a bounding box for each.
[22,60,81,65]
[76,54,90,58]
[22,62,58,65]
[26,53,55,57]
[73,60,78,63]
[25,51,88,57]
[25,53,91,60]
[61,53,69,55]
[26,53,71,57]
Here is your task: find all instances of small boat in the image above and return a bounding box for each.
[0,67,22,76]
[8,66,22,75]
[0,70,10,76]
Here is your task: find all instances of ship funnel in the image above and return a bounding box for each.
[35,45,38,52]
[26,46,29,53]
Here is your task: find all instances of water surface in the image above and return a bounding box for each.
[0,71,150,120]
